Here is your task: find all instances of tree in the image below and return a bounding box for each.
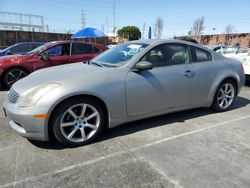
[192,17,205,37]
[154,17,164,39]
[225,25,234,35]
[225,25,235,45]
[117,26,141,41]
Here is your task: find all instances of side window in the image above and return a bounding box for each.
[43,44,70,56]
[141,43,190,67]
[93,46,100,53]
[192,47,212,62]
[11,43,31,53]
[71,43,93,55]
[31,43,43,50]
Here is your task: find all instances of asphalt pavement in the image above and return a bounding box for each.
[0,85,250,188]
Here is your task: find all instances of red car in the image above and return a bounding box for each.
[0,41,107,89]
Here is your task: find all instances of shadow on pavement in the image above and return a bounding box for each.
[0,87,6,91]
[29,96,250,150]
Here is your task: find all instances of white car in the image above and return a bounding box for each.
[220,46,250,76]
[242,53,250,76]
[205,45,225,52]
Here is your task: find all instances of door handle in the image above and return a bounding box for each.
[183,70,194,77]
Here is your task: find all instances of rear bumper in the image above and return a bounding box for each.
[243,64,250,75]
[3,100,50,141]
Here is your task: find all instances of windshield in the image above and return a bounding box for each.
[27,44,46,54]
[91,43,148,67]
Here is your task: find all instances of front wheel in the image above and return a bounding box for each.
[2,68,28,89]
[211,80,236,112]
[51,97,106,147]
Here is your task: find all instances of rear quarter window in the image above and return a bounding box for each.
[191,46,212,62]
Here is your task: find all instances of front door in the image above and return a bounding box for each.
[125,43,196,116]
[33,43,71,71]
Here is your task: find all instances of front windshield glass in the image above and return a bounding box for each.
[27,44,46,54]
[91,43,148,67]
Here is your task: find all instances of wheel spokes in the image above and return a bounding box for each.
[79,104,87,119]
[68,109,78,120]
[80,128,87,140]
[85,123,97,130]
[85,112,98,121]
[61,122,75,127]
[60,103,100,143]
[67,127,78,139]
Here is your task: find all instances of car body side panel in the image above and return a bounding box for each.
[186,60,227,104]
[125,64,198,116]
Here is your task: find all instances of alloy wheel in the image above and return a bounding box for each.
[60,103,100,142]
[217,83,235,109]
[6,70,27,86]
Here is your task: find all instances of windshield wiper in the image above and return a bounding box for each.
[90,61,104,67]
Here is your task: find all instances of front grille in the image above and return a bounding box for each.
[8,88,20,103]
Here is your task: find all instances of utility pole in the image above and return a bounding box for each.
[142,23,145,39]
[101,24,104,32]
[113,0,116,35]
[106,17,108,34]
[81,9,86,28]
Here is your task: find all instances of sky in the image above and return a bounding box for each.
[0,0,250,38]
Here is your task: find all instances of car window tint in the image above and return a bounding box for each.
[193,47,212,62]
[11,43,31,53]
[93,46,100,53]
[31,43,43,49]
[71,43,93,55]
[142,43,190,67]
[44,44,70,56]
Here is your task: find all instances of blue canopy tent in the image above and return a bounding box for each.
[71,27,106,42]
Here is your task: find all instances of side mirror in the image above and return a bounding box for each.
[6,49,12,55]
[134,61,153,71]
[40,52,49,62]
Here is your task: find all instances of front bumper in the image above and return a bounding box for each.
[3,100,50,141]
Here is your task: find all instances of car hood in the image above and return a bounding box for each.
[0,54,30,65]
[12,62,119,94]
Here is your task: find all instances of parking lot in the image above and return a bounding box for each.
[0,84,250,188]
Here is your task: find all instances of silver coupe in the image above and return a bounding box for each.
[3,40,245,146]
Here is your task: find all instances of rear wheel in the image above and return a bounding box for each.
[2,68,28,89]
[51,97,106,147]
[211,79,236,112]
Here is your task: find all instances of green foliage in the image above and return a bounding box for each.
[117,26,141,41]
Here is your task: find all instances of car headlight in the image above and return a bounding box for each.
[18,83,60,107]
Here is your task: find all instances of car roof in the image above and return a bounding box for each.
[14,42,45,45]
[45,40,99,45]
[126,39,210,51]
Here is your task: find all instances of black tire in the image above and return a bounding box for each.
[2,67,29,89]
[211,79,236,112]
[51,97,106,147]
